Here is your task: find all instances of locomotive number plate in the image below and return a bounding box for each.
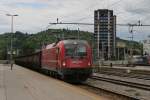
[72,60,82,64]
[72,61,78,63]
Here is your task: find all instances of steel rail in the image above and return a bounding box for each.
[97,70,150,80]
[91,75,150,91]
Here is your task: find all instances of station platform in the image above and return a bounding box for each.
[0,64,106,100]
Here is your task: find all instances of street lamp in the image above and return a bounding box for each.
[6,14,18,70]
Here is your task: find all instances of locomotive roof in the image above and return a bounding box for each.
[45,43,55,49]
[44,40,89,49]
[62,40,88,45]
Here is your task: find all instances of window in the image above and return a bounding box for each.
[65,44,87,57]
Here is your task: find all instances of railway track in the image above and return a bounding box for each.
[99,71,150,80]
[82,73,150,100]
[94,67,150,80]
[91,75,150,91]
[78,83,133,100]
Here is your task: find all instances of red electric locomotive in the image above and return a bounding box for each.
[15,39,92,82]
[41,39,92,82]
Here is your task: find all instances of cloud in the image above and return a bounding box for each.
[0,0,149,40]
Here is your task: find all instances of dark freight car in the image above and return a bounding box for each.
[15,51,41,70]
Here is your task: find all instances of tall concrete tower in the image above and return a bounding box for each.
[94,9,116,60]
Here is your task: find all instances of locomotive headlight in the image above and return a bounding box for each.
[88,62,91,66]
[62,61,66,66]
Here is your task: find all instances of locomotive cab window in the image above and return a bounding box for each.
[65,44,87,57]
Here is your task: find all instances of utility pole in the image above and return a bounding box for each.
[124,47,126,60]
[129,25,134,60]
[6,14,18,70]
[102,42,105,60]
[78,28,80,40]
[97,12,100,60]
[118,47,120,60]
[107,11,111,60]
[96,12,101,68]
[127,21,142,65]
[128,24,136,66]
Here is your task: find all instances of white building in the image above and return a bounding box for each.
[143,36,150,55]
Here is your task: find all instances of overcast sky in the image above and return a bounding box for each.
[0,0,150,41]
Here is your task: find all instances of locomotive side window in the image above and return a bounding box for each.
[56,48,59,54]
[56,48,59,59]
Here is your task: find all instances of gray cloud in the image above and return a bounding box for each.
[0,0,149,40]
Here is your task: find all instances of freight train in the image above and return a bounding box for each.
[15,39,92,82]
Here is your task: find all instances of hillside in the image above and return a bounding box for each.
[0,29,93,59]
[0,29,142,60]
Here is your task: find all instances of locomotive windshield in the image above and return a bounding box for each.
[65,44,87,57]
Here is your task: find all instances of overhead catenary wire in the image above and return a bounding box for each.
[49,22,150,27]
[109,0,125,8]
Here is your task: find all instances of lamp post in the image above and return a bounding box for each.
[6,14,18,70]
